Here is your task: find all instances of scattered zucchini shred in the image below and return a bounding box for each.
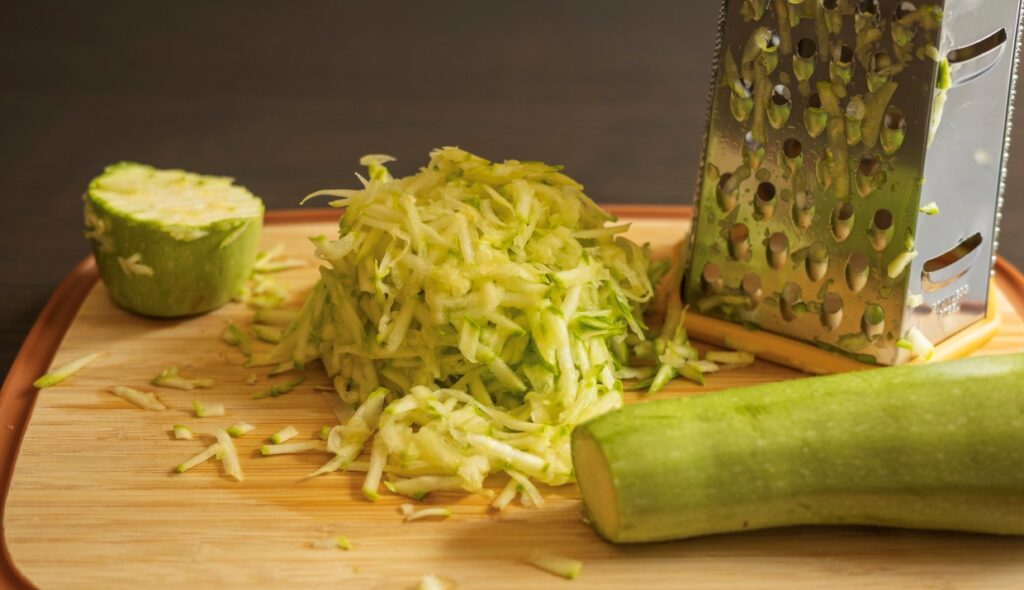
[525,549,582,580]
[269,425,299,444]
[109,385,167,410]
[176,443,221,473]
[253,244,308,274]
[33,351,103,388]
[235,245,299,309]
[253,377,304,400]
[227,422,255,437]
[272,148,668,501]
[213,428,244,481]
[192,400,225,418]
[172,425,194,440]
[151,366,214,390]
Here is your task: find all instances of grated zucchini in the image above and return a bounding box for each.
[275,148,666,500]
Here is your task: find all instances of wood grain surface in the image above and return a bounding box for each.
[5,209,1024,589]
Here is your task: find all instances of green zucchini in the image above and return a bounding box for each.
[571,353,1024,543]
[84,162,264,317]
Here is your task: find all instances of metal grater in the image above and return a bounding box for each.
[684,0,1024,365]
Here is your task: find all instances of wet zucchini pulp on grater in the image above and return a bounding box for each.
[84,162,264,317]
[686,0,947,365]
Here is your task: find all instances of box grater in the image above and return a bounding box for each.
[684,0,1024,366]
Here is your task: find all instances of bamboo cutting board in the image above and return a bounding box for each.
[4,206,1024,590]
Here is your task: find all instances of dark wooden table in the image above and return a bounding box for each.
[3,1,1024,381]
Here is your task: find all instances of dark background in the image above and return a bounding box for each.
[3,1,1024,381]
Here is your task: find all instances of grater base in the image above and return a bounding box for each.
[686,281,1000,375]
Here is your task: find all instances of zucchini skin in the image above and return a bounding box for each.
[572,354,1024,543]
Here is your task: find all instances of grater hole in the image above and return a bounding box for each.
[757,181,777,203]
[797,38,817,59]
[884,107,906,132]
[768,232,789,269]
[784,138,802,159]
[859,154,880,176]
[742,272,762,301]
[806,242,829,281]
[744,131,763,151]
[782,282,802,303]
[837,201,854,221]
[862,304,885,339]
[870,208,893,250]
[768,232,788,252]
[848,252,869,273]
[871,52,892,73]
[832,202,855,241]
[771,85,792,106]
[881,107,906,153]
[894,1,916,20]
[701,262,723,293]
[846,251,869,292]
[808,93,823,110]
[832,45,854,65]
[821,292,844,330]
[858,0,879,15]
[823,293,843,314]
[717,173,740,212]
[718,173,738,193]
[822,0,839,10]
[729,223,751,260]
[873,208,894,231]
[781,282,803,321]
[702,262,721,282]
[730,223,750,243]
[737,76,754,98]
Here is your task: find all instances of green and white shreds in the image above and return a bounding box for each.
[269,148,668,498]
[84,162,264,317]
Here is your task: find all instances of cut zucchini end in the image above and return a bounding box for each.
[571,427,620,543]
[84,162,264,318]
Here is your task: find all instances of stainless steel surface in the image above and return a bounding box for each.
[685,0,1024,365]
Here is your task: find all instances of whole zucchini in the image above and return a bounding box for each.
[571,353,1024,543]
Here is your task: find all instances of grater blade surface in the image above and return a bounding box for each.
[685,0,1024,365]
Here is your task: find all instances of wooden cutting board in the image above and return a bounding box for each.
[4,206,1024,590]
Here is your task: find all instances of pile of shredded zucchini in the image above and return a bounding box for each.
[261,148,671,501]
